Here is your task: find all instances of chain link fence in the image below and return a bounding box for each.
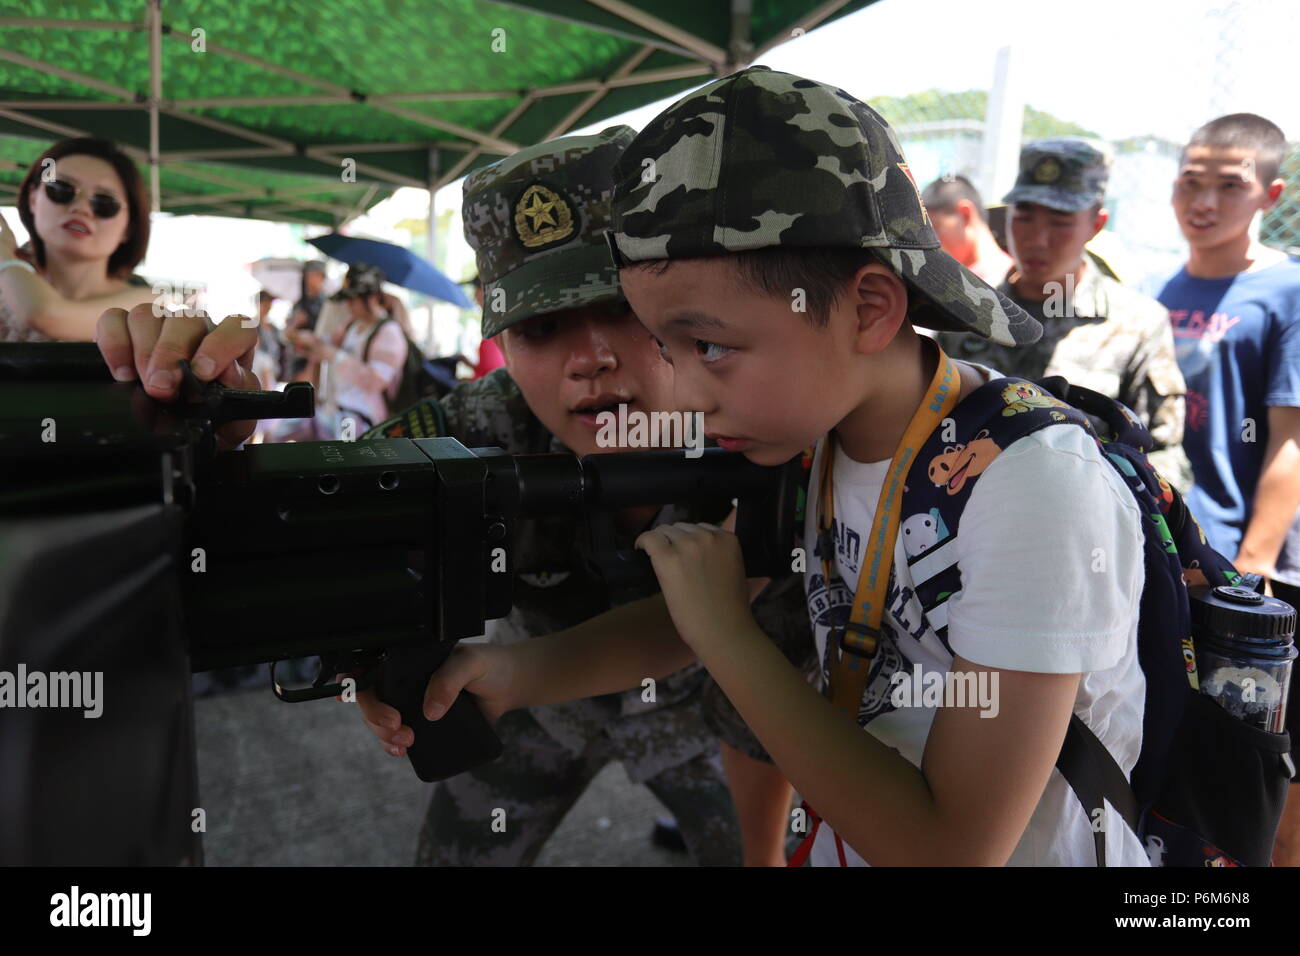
[1262,147,1300,256]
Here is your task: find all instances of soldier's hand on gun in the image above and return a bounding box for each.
[96,303,261,450]
[354,643,517,758]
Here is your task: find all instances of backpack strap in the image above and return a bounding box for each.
[1058,716,1142,867]
[361,317,394,363]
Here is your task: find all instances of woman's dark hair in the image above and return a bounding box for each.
[17,137,151,279]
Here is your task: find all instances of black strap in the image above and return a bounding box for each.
[360,317,393,363]
[1056,715,1143,867]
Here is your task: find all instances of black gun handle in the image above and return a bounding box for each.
[378,643,504,782]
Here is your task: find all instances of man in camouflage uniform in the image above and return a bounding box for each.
[362,126,812,866]
[937,139,1192,489]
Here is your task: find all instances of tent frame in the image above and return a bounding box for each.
[0,0,854,222]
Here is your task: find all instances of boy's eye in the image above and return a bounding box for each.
[695,339,732,362]
[653,336,673,364]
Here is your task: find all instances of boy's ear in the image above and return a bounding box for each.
[1265,178,1286,207]
[848,262,910,354]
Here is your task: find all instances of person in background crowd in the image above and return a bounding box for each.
[0,137,153,343]
[467,274,507,379]
[289,262,408,436]
[938,139,1191,490]
[1155,113,1300,864]
[251,289,284,391]
[285,260,328,381]
[921,174,1013,286]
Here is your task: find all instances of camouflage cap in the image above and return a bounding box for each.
[463,126,634,338]
[331,261,385,300]
[608,66,1040,347]
[1003,138,1110,213]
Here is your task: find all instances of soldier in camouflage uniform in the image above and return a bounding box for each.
[936,139,1192,489]
[361,126,813,866]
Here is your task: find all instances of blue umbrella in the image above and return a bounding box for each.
[308,233,472,308]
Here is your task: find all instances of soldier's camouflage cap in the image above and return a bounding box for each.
[1003,138,1110,213]
[463,126,633,338]
[608,66,1040,347]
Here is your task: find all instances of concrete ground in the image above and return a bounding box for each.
[193,684,692,867]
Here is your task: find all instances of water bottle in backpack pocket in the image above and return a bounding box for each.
[1143,584,1297,867]
[1193,585,1296,733]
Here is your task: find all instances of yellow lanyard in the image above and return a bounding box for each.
[819,340,961,720]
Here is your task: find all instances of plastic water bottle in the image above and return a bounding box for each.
[1189,585,1297,733]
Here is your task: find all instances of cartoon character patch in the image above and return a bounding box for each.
[1000,381,1069,416]
[1117,401,1143,429]
[901,508,949,559]
[1155,472,1175,512]
[1182,560,1209,588]
[926,428,1001,495]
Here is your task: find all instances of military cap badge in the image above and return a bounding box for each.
[513,183,575,248]
[1033,157,1062,184]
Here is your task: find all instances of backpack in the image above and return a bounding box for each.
[894,374,1293,867]
[356,318,454,412]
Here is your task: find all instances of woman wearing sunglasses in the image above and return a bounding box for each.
[1,137,153,342]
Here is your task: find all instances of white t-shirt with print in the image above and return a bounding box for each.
[800,363,1151,867]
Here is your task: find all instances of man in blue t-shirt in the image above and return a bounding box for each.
[1158,113,1300,865]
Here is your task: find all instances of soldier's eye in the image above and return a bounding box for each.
[520,317,559,340]
[695,339,732,362]
[654,336,673,364]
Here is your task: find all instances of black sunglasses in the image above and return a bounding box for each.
[42,180,124,219]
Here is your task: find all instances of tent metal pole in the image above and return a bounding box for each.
[0,107,86,139]
[582,0,726,65]
[727,0,753,72]
[302,147,426,190]
[0,100,144,109]
[750,0,853,60]
[0,17,138,31]
[0,47,131,98]
[432,93,538,192]
[424,147,440,354]
[148,0,162,214]
[544,44,654,140]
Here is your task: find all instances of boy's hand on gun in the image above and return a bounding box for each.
[354,643,517,758]
[634,522,757,651]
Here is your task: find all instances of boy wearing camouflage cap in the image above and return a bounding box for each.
[357,126,812,866]
[937,138,1191,490]
[400,67,1152,866]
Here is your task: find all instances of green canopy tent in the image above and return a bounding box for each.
[0,0,877,227]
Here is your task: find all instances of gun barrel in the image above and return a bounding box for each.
[578,447,777,510]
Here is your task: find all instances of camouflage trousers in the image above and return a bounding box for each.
[415,708,742,866]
